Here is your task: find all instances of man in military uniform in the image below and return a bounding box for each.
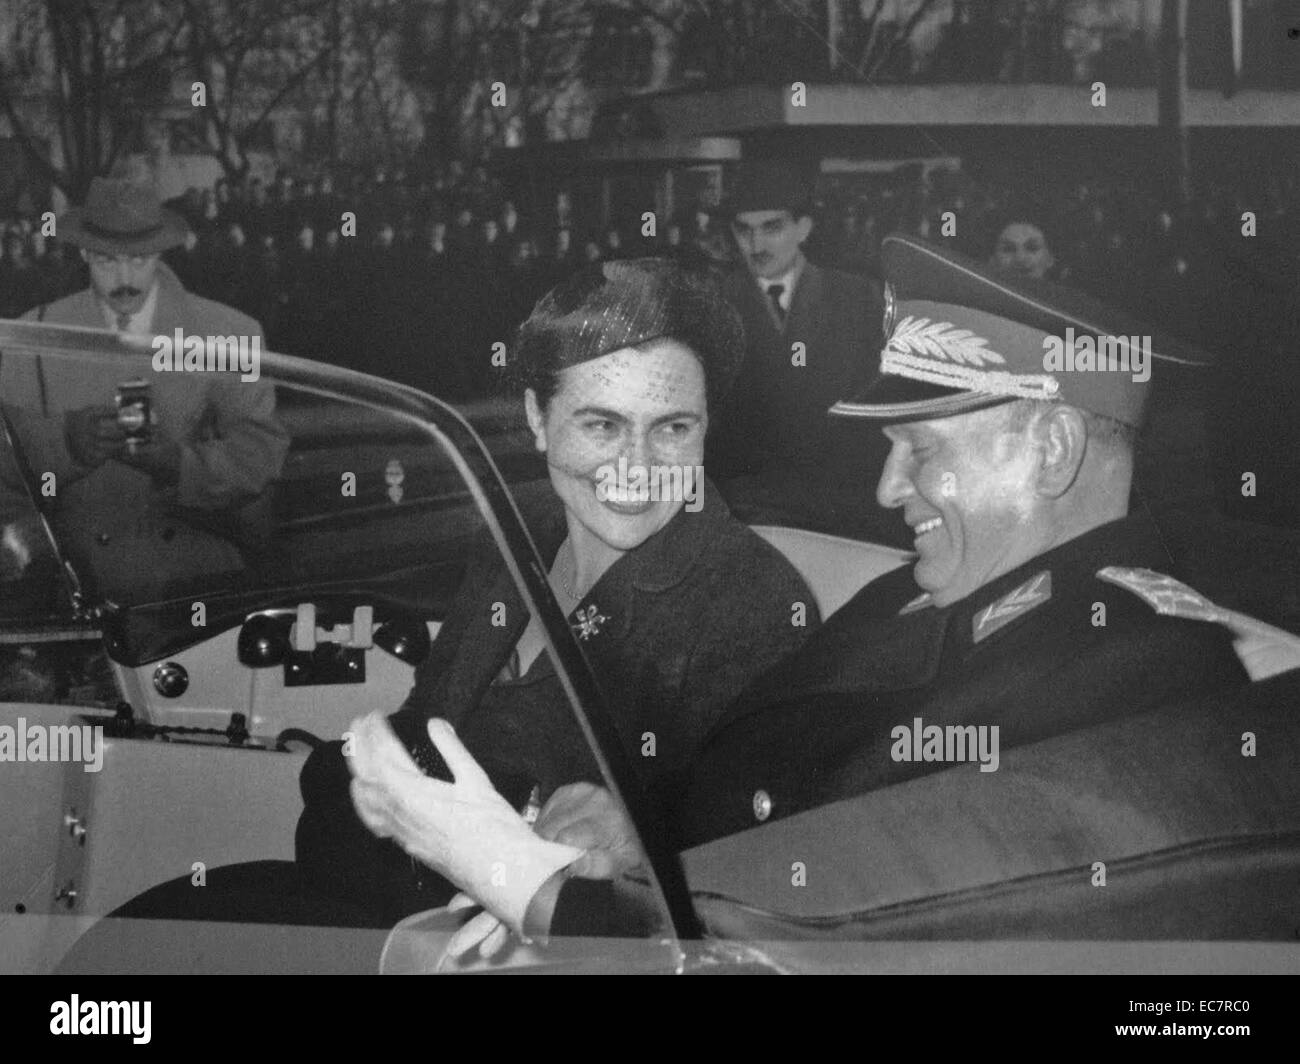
[345,234,1255,953]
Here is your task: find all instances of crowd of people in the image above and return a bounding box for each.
[814,159,1300,349]
[3,154,1297,406]
[0,224,83,319]
[1,163,735,398]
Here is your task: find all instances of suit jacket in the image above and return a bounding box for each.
[548,514,1252,935]
[708,261,894,539]
[295,480,819,924]
[2,264,289,601]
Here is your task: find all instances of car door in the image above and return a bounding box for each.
[0,319,698,973]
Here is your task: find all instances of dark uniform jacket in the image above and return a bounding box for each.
[296,480,817,923]
[707,261,893,540]
[679,513,1249,845]
[551,514,1251,934]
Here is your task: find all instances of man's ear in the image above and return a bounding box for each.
[523,389,547,453]
[1034,404,1087,498]
[794,215,814,245]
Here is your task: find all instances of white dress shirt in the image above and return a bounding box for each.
[753,257,805,315]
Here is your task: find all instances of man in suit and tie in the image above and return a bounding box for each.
[706,161,897,542]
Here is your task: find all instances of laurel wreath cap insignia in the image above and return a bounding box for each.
[886,316,1007,367]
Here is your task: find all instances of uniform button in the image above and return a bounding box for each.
[752,789,772,823]
[96,532,110,546]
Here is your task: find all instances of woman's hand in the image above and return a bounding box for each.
[533,782,645,879]
[346,713,582,935]
[437,782,648,966]
[439,893,514,967]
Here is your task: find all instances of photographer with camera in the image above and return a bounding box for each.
[2,178,289,602]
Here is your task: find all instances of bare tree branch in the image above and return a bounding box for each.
[0,53,66,192]
[863,0,939,80]
[242,47,336,145]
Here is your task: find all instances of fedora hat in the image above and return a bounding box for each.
[718,160,817,219]
[59,177,189,256]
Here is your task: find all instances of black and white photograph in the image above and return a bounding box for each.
[0,0,1298,1016]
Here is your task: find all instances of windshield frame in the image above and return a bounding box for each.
[0,317,700,956]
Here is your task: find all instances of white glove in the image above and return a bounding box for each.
[346,713,582,936]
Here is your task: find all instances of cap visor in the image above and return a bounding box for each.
[829,373,1017,423]
[881,234,1215,368]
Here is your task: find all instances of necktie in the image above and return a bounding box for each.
[115,312,131,333]
[766,283,786,323]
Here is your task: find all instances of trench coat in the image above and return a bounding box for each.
[2,263,289,601]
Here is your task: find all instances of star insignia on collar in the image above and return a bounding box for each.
[571,603,609,641]
[973,571,1051,643]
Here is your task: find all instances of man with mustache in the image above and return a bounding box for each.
[2,177,289,601]
[707,161,891,541]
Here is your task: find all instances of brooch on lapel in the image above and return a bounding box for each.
[571,603,609,641]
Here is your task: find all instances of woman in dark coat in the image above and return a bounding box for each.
[61,261,806,946]
[298,258,817,922]
[298,258,819,925]
[58,259,817,968]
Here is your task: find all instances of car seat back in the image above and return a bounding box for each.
[748,524,911,620]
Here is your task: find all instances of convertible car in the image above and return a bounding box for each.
[2,319,1298,975]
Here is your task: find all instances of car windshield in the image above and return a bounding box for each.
[0,320,688,970]
[0,325,549,611]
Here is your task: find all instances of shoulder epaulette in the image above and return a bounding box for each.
[1098,566,1300,682]
[1097,566,1227,624]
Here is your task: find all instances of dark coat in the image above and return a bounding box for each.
[707,261,896,540]
[296,480,818,922]
[549,515,1252,935]
[3,264,289,601]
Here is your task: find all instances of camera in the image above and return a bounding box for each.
[114,378,152,453]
